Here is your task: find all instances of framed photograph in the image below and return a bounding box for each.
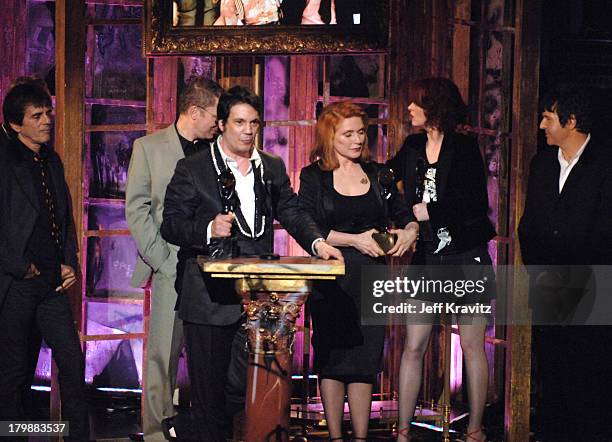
[145,0,389,55]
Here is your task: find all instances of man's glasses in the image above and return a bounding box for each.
[196,106,217,121]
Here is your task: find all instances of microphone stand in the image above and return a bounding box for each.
[261,174,279,260]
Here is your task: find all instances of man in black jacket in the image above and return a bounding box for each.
[519,86,612,440]
[0,76,49,422]
[161,86,341,441]
[0,82,89,440]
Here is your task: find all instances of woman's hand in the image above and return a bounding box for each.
[412,202,430,221]
[314,241,345,262]
[388,223,419,257]
[351,228,385,257]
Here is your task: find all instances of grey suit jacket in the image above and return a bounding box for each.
[126,124,184,287]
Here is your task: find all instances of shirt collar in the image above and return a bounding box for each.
[558,133,590,166]
[14,137,51,161]
[175,123,201,149]
[216,135,262,170]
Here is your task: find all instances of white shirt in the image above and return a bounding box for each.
[218,139,261,235]
[207,137,323,255]
[558,134,590,193]
[207,136,261,241]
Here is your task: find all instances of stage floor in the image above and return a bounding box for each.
[27,389,509,441]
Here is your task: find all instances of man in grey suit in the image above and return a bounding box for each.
[126,77,223,441]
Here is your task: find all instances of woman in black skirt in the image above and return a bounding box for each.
[299,101,419,440]
[387,78,496,442]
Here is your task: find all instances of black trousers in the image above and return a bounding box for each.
[0,279,89,441]
[184,321,247,442]
[532,326,612,441]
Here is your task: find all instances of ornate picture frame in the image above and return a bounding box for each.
[144,0,389,55]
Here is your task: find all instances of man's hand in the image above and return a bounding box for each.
[24,263,40,279]
[314,241,344,262]
[412,202,430,221]
[56,264,77,292]
[211,212,235,237]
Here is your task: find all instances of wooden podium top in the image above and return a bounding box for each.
[198,256,345,280]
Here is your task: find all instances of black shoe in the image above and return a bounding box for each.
[161,417,178,441]
[128,433,144,441]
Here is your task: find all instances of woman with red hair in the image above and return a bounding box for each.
[299,101,419,440]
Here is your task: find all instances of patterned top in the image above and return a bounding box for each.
[421,161,454,254]
[216,0,281,25]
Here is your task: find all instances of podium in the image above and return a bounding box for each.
[199,256,345,442]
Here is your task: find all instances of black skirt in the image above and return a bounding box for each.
[412,242,496,304]
[310,247,386,378]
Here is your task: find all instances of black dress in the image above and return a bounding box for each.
[310,186,386,381]
[298,161,413,383]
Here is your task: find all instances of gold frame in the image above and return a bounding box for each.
[144,0,389,55]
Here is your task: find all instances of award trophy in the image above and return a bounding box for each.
[372,168,398,253]
[209,168,239,259]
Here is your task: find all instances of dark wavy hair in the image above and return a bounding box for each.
[409,77,468,133]
[217,86,262,123]
[3,80,52,126]
[310,101,370,171]
[542,85,592,134]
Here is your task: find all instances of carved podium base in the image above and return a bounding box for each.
[199,257,344,442]
[240,285,309,442]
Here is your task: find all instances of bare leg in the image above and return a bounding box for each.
[320,378,346,439]
[346,382,373,439]
[459,316,488,441]
[397,323,433,441]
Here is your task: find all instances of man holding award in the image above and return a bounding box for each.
[161,86,342,442]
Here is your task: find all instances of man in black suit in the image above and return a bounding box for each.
[0,76,50,421]
[519,86,612,440]
[161,86,341,441]
[0,82,89,439]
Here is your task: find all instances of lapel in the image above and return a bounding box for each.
[164,124,185,163]
[434,134,456,200]
[255,154,275,237]
[558,142,593,200]
[401,143,419,206]
[363,162,384,208]
[321,167,335,218]
[47,154,67,226]
[9,146,40,213]
[210,140,267,239]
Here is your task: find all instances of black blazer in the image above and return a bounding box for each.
[387,132,496,252]
[0,137,78,308]
[519,136,612,266]
[298,161,414,237]
[161,141,324,325]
